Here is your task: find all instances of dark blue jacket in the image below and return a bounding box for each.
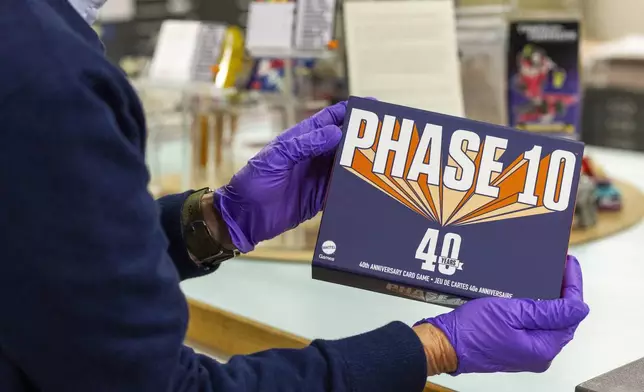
[0,0,428,390]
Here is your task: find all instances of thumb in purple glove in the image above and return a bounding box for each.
[215,102,346,253]
[416,255,589,374]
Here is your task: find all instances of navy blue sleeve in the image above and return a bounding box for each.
[0,70,428,392]
[156,191,217,280]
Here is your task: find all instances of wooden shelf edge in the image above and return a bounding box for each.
[186,298,454,392]
[186,298,308,355]
[244,247,314,263]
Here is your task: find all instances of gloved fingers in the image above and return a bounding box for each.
[276,102,347,142]
[562,254,584,301]
[272,125,343,169]
[310,96,378,126]
[306,97,378,141]
[526,329,574,365]
[515,298,589,331]
[309,101,348,128]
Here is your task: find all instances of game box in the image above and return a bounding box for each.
[312,97,584,307]
[507,21,581,139]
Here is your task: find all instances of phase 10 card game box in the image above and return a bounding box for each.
[312,97,584,308]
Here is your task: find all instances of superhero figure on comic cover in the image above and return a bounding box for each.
[513,45,576,126]
[247,59,287,92]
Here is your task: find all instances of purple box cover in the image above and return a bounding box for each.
[312,97,584,307]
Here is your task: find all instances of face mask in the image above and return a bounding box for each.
[68,0,107,25]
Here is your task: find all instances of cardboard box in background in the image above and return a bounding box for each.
[312,97,584,307]
[582,87,644,152]
[582,54,644,152]
[576,357,644,392]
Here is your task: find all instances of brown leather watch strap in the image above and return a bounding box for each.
[181,188,239,271]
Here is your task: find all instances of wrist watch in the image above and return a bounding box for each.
[181,188,239,271]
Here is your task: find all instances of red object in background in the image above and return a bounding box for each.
[581,156,595,177]
[519,58,549,99]
[517,94,577,123]
[581,156,609,183]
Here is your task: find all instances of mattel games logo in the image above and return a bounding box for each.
[318,240,336,262]
[339,108,577,227]
[321,241,336,255]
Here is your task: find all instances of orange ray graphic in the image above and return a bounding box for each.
[452,153,555,225]
[443,142,485,224]
[349,149,430,219]
[456,206,553,226]
[416,173,439,221]
[492,153,526,186]
[435,165,444,224]
[384,120,435,218]
[403,124,439,220]
[361,148,432,218]
[453,157,529,224]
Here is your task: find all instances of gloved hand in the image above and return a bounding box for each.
[415,255,589,375]
[215,102,346,252]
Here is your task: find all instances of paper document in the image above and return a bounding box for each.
[343,0,464,116]
[97,0,134,22]
[148,20,201,83]
[246,2,296,51]
[294,0,337,50]
[148,20,225,83]
[457,14,507,125]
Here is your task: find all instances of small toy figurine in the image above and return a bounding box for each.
[596,181,622,211]
[581,156,623,211]
[573,174,599,229]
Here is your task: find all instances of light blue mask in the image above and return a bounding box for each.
[68,0,107,24]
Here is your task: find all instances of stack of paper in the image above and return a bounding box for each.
[343,0,464,116]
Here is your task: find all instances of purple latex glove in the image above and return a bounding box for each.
[215,102,347,253]
[416,255,589,375]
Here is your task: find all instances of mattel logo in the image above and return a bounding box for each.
[321,241,336,255]
[318,241,337,261]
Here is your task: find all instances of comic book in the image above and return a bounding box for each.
[507,21,580,139]
[312,97,584,307]
[245,59,316,92]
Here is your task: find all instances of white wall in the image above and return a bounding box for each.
[584,0,644,41]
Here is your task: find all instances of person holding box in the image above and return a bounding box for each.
[0,0,588,391]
